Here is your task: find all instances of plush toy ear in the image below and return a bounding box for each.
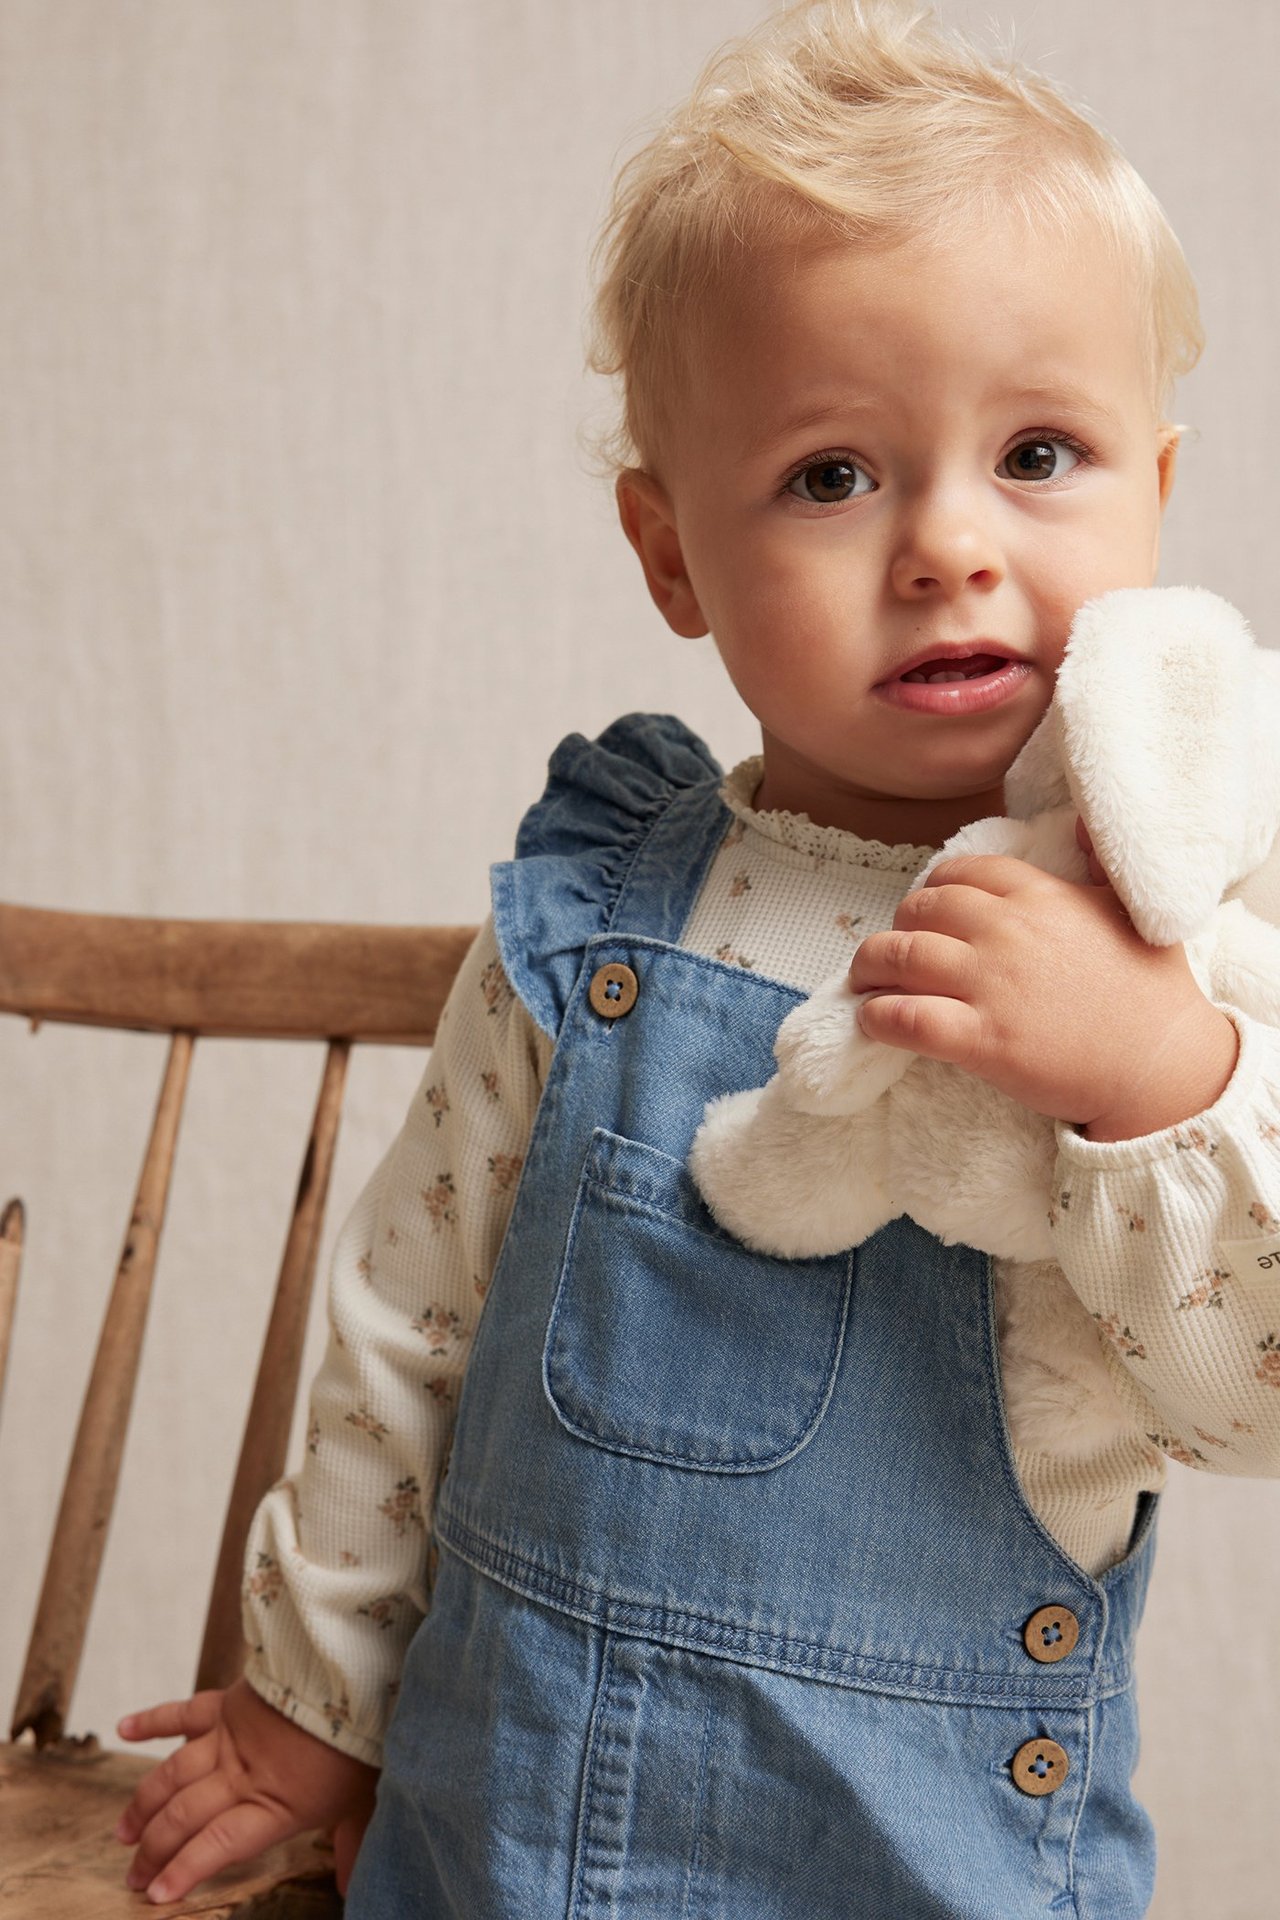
[1053,586,1280,946]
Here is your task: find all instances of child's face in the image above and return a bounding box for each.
[618,213,1178,844]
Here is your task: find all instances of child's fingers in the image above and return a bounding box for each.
[125,1764,264,1897]
[115,1726,219,1845]
[891,880,1001,940]
[918,852,1038,897]
[132,1798,293,1907]
[856,990,982,1069]
[849,928,977,1002]
[117,1691,223,1745]
[125,1768,238,1893]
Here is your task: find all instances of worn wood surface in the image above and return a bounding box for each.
[0,1198,22,1420]
[196,1040,351,1693]
[0,904,476,1044]
[11,1035,195,1748]
[0,1743,341,1919]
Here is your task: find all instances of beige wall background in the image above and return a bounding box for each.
[1,2,1277,1912]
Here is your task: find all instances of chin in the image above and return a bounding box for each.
[910,765,1017,804]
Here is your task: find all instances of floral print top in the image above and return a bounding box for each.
[243,760,1280,1766]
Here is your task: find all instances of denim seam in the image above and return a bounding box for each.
[568,1630,615,1920]
[1062,1700,1092,1920]
[681,1697,715,1920]
[434,1524,1134,1707]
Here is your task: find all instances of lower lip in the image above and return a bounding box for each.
[873,660,1033,715]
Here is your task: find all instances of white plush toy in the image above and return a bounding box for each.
[690,586,1280,1266]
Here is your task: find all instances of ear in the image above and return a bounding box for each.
[1156,424,1181,510]
[615,470,709,639]
[1055,586,1280,944]
[1144,425,1181,576]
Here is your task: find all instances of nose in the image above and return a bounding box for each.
[889,485,1005,600]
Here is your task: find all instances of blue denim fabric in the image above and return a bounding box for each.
[346,715,1159,1919]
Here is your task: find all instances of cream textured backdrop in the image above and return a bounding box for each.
[1,3,1277,1913]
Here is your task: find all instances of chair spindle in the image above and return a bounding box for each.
[0,1199,24,1420]
[196,1039,351,1694]
[10,1033,194,1748]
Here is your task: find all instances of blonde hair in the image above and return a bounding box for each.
[586,0,1202,483]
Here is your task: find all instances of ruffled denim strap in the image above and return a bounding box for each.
[490,713,728,1039]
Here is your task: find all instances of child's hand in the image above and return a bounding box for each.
[115,1677,379,1903]
[850,826,1239,1141]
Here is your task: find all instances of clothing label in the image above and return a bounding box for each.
[1218,1236,1280,1293]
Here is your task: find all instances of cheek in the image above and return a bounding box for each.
[1031,516,1163,641]
[699,536,834,656]
[712,596,832,721]
[1073,482,1164,585]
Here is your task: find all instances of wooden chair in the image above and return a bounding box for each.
[0,903,476,1919]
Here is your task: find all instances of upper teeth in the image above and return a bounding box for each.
[904,668,970,684]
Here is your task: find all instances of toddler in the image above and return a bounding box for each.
[115,3,1280,1914]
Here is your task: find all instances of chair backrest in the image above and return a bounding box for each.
[0,902,476,1750]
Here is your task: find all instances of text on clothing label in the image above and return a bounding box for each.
[1218,1237,1280,1293]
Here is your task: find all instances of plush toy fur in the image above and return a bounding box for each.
[690,588,1280,1273]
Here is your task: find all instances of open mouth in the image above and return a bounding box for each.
[899,654,1010,684]
[875,652,1032,715]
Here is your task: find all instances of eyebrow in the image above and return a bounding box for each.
[1010,385,1127,431]
[748,384,1126,458]
[747,399,878,458]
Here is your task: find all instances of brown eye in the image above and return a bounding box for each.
[1001,438,1082,483]
[786,459,873,504]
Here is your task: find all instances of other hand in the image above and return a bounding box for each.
[115,1676,379,1904]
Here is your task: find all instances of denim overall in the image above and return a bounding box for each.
[346,716,1160,1920]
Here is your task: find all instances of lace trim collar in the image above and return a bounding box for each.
[720,758,936,874]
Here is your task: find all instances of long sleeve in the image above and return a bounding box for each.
[1048,1003,1280,1475]
[241,916,549,1764]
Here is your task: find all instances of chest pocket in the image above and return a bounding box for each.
[543,1128,854,1472]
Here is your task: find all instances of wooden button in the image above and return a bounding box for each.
[1023,1605,1080,1665]
[588,962,639,1019]
[1010,1738,1070,1797]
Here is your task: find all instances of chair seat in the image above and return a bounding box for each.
[0,1741,341,1919]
